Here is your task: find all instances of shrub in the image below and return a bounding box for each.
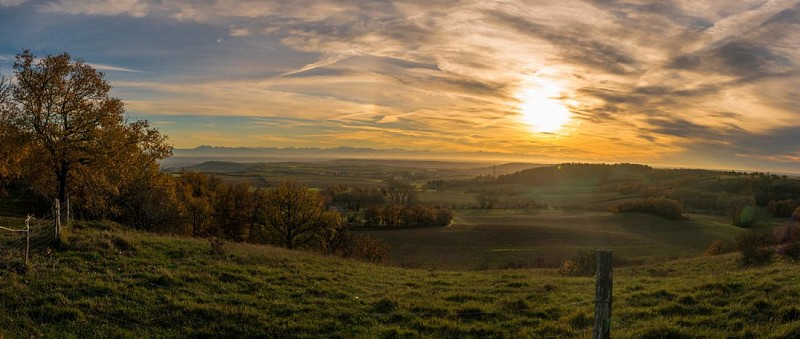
[735,231,774,266]
[610,198,685,220]
[558,250,596,276]
[345,235,390,264]
[777,242,800,261]
[773,223,800,244]
[316,222,391,263]
[775,223,800,261]
[767,199,799,217]
[435,208,454,226]
[567,310,592,329]
[731,205,758,227]
[705,239,735,256]
[209,237,225,255]
[373,298,398,313]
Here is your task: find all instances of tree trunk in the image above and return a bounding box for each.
[57,161,69,206]
[286,233,293,249]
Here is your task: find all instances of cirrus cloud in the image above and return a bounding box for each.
[5,0,800,172]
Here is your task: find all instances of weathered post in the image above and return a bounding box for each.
[54,199,61,241]
[66,195,71,226]
[24,215,31,265]
[594,249,613,339]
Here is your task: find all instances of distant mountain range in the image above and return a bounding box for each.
[160,146,561,169]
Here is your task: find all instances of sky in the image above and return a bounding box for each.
[0,0,799,172]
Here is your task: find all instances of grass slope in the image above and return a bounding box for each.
[362,210,745,270]
[1,224,799,337]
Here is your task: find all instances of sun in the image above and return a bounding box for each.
[518,80,572,133]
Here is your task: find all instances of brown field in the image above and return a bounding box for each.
[360,209,746,270]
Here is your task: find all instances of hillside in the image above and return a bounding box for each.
[2,224,800,337]
[363,210,745,270]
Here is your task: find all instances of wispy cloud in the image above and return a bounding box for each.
[88,63,143,73]
[9,0,800,171]
[0,0,26,6]
[40,0,148,17]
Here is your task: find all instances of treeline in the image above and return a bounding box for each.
[607,176,800,223]
[321,182,454,227]
[610,198,686,220]
[497,163,654,186]
[490,163,800,222]
[362,204,453,227]
[0,50,404,262]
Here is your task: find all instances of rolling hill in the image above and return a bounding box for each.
[1,222,799,337]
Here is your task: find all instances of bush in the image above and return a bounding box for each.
[735,231,774,266]
[345,235,390,264]
[767,199,798,217]
[775,223,800,261]
[731,205,758,227]
[773,223,800,244]
[209,237,225,255]
[558,250,596,276]
[705,239,735,256]
[610,198,685,220]
[777,242,800,261]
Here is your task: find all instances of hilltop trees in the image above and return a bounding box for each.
[0,75,26,189]
[3,50,171,207]
[264,180,343,249]
[610,197,686,220]
[0,50,386,262]
[385,179,418,205]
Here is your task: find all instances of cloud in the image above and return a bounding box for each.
[41,0,148,17]
[228,27,251,37]
[280,52,354,76]
[88,63,143,73]
[0,0,26,6]
[18,0,800,170]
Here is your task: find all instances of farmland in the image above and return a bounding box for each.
[363,210,745,270]
[169,160,791,270]
[3,159,800,337]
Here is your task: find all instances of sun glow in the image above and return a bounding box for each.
[518,79,572,133]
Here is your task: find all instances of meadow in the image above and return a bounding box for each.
[1,223,800,337]
[362,210,746,270]
[2,160,799,337]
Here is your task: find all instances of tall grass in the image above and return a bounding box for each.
[1,224,800,337]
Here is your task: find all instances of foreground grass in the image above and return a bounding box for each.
[1,224,800,337]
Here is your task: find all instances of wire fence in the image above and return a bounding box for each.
[0,205,62,269]
[2,207,622,338]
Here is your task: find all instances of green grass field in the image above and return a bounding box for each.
[1,224,800,337]
[360,210,749,270]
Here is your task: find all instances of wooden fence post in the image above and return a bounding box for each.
[54,199,61,241]
[594,249,613,339]
[24,215,31,266]
[66,195,71,226]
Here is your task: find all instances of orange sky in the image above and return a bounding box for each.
[1,0,799,172]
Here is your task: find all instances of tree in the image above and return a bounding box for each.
[0,74,28,189]
[384,179,417,206]
[7,50,170,205]
[174,171,221,236]
[476,189,500,209]
[264,180,341,249]
[116,162,183,232]
[215,182,258,241]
